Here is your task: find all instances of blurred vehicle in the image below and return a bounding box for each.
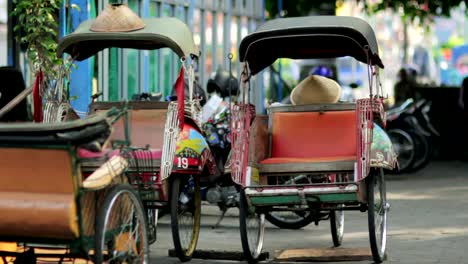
[201,68,239,228]
[386,98,439,173]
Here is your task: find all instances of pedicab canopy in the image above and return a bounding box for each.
[57,4,198,61]
[239,16,384,75]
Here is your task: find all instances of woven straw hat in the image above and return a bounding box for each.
[290,75,341,105]
[90,4,145,32]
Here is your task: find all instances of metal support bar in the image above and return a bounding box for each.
[211,5,218,72]
[223,0,232,70]
[156,2,163,95]
[170,4,177,89]
[140,0,150,93]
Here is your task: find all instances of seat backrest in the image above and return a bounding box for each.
[113,109,167,149]
[90,101,169,149]
[270,110,357,159]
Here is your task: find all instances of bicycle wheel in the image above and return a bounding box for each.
[387,129,415,173]
[330,204,344,247]
[170,175,201,262]
[146,207,158,245]
[367,168,388,263]
[239,189,265,264]
[95,184,149,264]
[265,209,314,229]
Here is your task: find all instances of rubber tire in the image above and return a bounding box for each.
[330,207,344,247]
[239,189,265,264]
[146,207,157,245]
[95,184,149,264]
[407,131,430,173]
[170,175,201,262]
[367,169,387,263]
[265,210,314,230]
[387,129,416,173]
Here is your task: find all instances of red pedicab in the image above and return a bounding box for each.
[230,16,397,263]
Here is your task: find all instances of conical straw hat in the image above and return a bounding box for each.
[290,75,341,105]
[90,4,145,32]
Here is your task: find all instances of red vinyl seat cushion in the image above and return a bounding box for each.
[263,110,357,164]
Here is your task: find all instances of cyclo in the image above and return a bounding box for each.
[0,4,219,263]
[230,16,397,263]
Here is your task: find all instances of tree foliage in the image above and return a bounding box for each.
[11,0,64,80]
[358,1,468,24]
[266,0,468,25]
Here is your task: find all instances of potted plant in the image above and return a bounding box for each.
[12,0,76,122]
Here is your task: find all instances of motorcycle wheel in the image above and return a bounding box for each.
[407,131,431,172]
[387,129,416,173]
[265,209,315,229]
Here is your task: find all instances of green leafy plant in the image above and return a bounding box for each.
[12,0,64,82]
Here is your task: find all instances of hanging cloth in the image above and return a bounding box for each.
[33,70,44,122]
[175,66,185,129]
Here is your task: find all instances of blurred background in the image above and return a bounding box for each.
[2,0,468,163]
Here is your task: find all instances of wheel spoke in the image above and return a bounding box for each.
[240,190,265,263]
[246,213,264,258]
[368,170,387,263]
[177,179,196,250]
[171,176,201,261]
[96,185,148,264]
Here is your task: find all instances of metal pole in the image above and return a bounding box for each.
[140,0,149,93]
[212,1,218,72]
[59,0,67,38]
[7,0,19,67]
[235,0,242,79]
[403,16,408,65]
[200,0,207,89]
[223,0,232,70]
[259,0,265,113]
[276,0,283,101]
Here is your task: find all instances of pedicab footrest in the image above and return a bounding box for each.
[274,247,377,262]
[245,183,359,206]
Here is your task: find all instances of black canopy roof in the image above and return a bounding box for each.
[239,16,384,75]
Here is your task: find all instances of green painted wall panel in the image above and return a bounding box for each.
[109,48,119,101]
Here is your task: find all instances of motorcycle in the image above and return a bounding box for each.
[201,68,240,228]
[386,98,439,173]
